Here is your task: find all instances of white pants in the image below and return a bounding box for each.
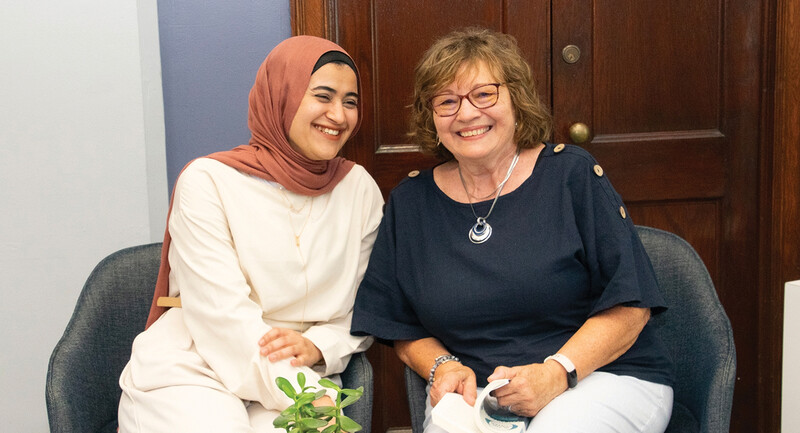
[424,372,673,433]
[118,383,284,433]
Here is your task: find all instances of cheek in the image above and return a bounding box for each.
[433,117,448,135]
[345,109,359,132]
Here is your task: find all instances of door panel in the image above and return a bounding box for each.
[293,1,764,432]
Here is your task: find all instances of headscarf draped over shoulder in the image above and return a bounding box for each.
[145,36,361,328]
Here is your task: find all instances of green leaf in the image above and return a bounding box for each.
[297,372,307,389]
[340,393,361,409]
[299,406,318,418]
[289,427,302,433]
[314,389,327,400]
[296,393,316,406]
[276,377,297,398]
[300,418,328,429]
[313,405,337,416]
[338,415,362,433]
[321,425,339,433]
[280,406,299,416]
[273,414,291,428]
[318,378,341,391]
[339,387,363,398]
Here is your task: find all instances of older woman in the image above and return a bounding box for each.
[351,28,673,432]
[117,36,384,432]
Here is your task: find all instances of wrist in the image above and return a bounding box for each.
[544,353,578,389]
[428,354,460,385]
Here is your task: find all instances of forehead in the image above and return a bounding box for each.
[307,63,358,90]
[443,61,500,91]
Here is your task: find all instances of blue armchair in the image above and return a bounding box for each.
[46,243,373,433]
[404,226,736,433]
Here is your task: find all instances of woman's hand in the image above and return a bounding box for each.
[258,327,323,367]
[313,394,335,407]
[429,361,478,407]
[487,362,567,417]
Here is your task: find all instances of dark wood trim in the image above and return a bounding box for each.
[291,1,794,431]
[761,0,800,430]
[291,0,334,39]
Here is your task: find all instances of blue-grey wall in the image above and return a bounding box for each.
[158,0,291,191]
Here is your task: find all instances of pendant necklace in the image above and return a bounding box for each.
[277,187,314,327]
[458,150,520,244]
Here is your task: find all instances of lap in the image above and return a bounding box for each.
[526,372,672,433]
[118,383,283,433]
[423,372,673,433]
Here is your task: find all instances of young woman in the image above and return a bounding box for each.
[118,36,383,432]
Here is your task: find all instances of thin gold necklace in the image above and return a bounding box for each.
[277,188,314,328]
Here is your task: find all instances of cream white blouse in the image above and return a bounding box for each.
[122,158,384,410]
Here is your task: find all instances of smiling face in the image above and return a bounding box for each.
[288,63,359,161]
[432,62,517,165]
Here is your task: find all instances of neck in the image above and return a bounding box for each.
[457,148,520,200]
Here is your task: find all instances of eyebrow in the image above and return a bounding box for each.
[311,86,359,99]
[434,83,497,95]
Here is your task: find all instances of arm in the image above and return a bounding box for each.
[169,161,331,408]
[489,305,650,416]
[260,168,383,375]
[488,149,664,416]
[396,338,478,407]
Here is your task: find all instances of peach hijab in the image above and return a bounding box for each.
[145,36,361,327]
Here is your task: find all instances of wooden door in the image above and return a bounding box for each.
[293,1,767,432]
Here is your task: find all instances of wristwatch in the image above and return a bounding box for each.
[544,353,578,389]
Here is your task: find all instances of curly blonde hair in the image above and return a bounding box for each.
[409,27,553,159]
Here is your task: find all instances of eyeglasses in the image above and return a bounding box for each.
[430,83,504,117]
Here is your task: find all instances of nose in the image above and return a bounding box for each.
[455,95,481,121]
[326,101,346,124]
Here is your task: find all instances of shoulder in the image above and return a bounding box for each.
[343,163,376,185]
[390,167,434,198]
[540,143,613,188]
[178,157,242,184]
[340,163,383,199]
[540,142,599,171]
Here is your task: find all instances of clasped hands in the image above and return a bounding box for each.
[430,360,569,417]
[258,327,323,367]
[258,328,333,406]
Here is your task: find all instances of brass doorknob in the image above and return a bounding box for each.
[569,122,591,144]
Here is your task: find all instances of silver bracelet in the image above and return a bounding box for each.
[428,354,460,385]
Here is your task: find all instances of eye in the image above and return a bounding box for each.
[314,93,332,102]
[433,95,458,108]
[343,98,359,109]
[471,90,497,102]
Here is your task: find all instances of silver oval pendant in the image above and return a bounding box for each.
[469,221,492,244]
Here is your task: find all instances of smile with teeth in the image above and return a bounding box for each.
[458,126,491,137]
[315,125,341,136]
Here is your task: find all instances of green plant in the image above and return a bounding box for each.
[273,372,364,433]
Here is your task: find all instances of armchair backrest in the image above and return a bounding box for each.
[46,243,161,433]
[46,242,374,433]
[637,226,736,433]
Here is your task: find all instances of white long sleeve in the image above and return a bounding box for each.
[123,158,383,410]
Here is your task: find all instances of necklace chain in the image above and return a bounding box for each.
[458,150,520,243]
[277,188,313,246]
[276,186,313,328]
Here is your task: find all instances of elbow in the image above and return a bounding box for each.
[394,340,412,365]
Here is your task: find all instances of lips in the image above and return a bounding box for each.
[314,125,343,136]
[457,126,491,137]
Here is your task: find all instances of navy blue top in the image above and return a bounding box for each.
[351,143,674,387]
